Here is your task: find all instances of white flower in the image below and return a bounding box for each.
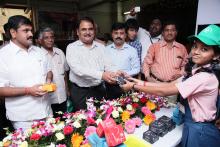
[112,110,119,118]
[78,114,86,120]
[0,142,3,147]
[47,117,56,124]
[133,97,139,102]
[117,107,123,112]
[19,141,28,147]
[126,104,133,111]
[73,121,81,128]
[55,132,65,141]
[46,143,56,147]
[96,118,103,125]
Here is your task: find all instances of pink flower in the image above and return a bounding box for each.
[84,126,97,139]
[141,106,151,115]
[125,119,136,134]
[132,117,142,127]
[63,126,74,135]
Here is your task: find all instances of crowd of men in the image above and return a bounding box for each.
[0,14,188,139]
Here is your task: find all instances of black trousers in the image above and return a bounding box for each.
[0,99,14,140]
[70,82,106,112]
[51,101,67,118]
[105,83,125,100]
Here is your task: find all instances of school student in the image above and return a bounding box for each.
[121,24,220,147]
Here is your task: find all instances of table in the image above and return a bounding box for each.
[131,108,183,147]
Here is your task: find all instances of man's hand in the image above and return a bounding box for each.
[102,71,116,84]
[215,118,220,129]
[115,70,130,78]
[27,84,47,97]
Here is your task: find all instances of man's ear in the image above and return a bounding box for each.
[10,28,16,39]
[77,29,79,36]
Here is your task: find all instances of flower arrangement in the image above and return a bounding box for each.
[0,92,168,147]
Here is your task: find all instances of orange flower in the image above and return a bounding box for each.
[71,133,83,147]
[146,100,156,110]
[3,141,11,147]
[121,111,130,122]
[143,113,156,125]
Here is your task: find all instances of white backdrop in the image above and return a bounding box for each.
[195,0,220,34]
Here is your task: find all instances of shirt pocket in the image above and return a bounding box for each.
[173,54,184,69]
[56,60,65,75]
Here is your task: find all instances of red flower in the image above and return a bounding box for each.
[140,97,147,104]
[30,133,41,141]
[87,117,96,125]
[63,126,74,135]
[132,103,139,109]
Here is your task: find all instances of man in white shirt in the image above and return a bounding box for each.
[39,27,69,117]
[66,17,119,111]
[0,15,53,130]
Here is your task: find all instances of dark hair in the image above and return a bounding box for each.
[111,22,125,32]
[77,16,95,29]
[3,23,10,40]
[125,19,139,32]
[7,15,32,39]
[162,20,178,31]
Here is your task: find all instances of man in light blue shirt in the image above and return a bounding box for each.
[105,22,140,76]
[105,22,140,99]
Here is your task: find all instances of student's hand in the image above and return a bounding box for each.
[120,80,135,92]
[27,84,47,97]
[102,71,116,84]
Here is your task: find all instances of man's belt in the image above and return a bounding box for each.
[71,82,103,89]
[150,73,172,82]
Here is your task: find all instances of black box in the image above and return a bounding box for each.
[143,130,159,144]
[149,120,168,137]
[158,115,176,132]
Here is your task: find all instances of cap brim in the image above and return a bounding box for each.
[187,35,217,46]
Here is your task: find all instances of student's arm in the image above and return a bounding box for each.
[121,78,179,97]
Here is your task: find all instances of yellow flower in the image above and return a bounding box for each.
[19,141,28,147]
[121,111,130,122]
[146,100,156,110]
[71,133,83,147]
[143,114,156,125]
[81,143,91,147]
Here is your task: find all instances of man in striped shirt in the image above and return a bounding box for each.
[143,20,188,83]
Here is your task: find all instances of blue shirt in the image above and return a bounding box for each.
[127,39,142,64]
[105,43,140,76]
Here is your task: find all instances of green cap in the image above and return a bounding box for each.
[188,24,220,47]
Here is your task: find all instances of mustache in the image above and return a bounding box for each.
[27,36,33,40]
[115,37,122,40]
